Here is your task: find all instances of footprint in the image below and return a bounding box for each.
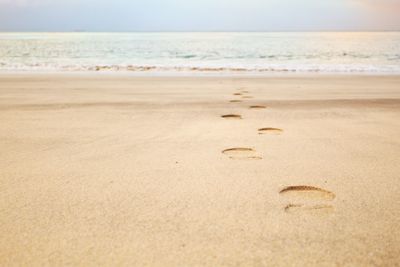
[229,100,242,103]
[280,186,335,215]
[222,148,262,160]
[279,185,335,201]
[242,96,253,99]
[221,114,242,119]
[258,128,283,135]
[250,105,266,109]
[284,204,334,215]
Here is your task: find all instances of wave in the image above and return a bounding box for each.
[1,32,400,74]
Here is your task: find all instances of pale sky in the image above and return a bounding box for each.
[0,0,399,31]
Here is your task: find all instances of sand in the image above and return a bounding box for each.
[0,74,399,266]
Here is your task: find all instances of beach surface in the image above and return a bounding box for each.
[1,74,400,266]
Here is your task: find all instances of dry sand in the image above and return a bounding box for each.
[0,74,400,266]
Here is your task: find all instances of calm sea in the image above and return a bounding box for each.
[0,32,399,74]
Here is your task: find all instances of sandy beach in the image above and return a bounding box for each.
[1,74,400,266]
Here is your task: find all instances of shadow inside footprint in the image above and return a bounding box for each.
[242,96,253,99]
[284,204,334,215]
[258,128,283,135]
[230,100,242,103]
[221,114,242,119]
[250,105,267,109]
[222,148,262,160]
[233,93,242,96]
[280,185,336,201]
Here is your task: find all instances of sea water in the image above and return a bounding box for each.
[0,32,399,74]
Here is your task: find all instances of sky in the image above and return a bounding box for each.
[0,0,399,31]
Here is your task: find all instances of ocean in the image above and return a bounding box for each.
[0,32,399,74]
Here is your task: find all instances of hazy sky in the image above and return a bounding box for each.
[0,0,399,31]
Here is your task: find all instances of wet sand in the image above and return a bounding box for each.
[1,74,400,266]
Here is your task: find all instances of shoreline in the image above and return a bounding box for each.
[1,71,400,78]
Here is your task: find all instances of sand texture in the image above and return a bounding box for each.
[1,74,400,266]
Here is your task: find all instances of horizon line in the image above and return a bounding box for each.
[1,30,400,33]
